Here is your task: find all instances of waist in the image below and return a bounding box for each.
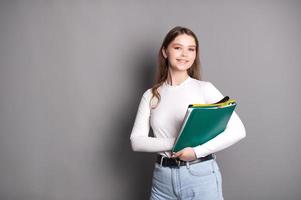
[156,153,215,167]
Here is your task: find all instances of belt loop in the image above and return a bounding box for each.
[186,161,190,169]
[160,155,165,168]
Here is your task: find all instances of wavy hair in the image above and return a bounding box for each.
[150,26,202,109]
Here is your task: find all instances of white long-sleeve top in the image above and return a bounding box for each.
[130,76,246,158]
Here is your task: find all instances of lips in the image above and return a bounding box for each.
[176,59,188,63]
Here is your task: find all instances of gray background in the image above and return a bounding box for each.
[0,0,300,199]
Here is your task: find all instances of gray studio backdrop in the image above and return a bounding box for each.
[0,1,300,200]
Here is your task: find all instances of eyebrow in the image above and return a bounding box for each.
[172,43,196,47]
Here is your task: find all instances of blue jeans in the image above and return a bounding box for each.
[150,156,224,200]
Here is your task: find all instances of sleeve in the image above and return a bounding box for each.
[193,82,246,158]
[130,89,176,152]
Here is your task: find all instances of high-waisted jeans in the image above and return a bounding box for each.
[150,156,224,200]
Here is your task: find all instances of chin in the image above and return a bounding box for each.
[169,61,193,71]
[173,65,192,72]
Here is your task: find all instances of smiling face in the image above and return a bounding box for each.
[162,34,197,72]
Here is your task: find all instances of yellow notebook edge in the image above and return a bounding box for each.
[191,99,236,107]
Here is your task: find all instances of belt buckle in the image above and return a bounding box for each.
[175,158,181,167]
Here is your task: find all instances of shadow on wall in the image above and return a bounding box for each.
[105,46,158,199]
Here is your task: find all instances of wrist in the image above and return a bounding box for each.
[191,147,198,159]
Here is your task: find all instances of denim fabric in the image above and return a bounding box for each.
[150,157,224,200]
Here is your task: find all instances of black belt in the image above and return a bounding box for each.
[156,154,215,167]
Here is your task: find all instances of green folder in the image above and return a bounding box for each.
[172,97,237,152]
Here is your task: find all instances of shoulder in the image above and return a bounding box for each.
[140,88,158,109]
[141,88,153,101]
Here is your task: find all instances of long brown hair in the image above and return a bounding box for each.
[150,26,202,109]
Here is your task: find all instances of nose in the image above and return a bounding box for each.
[181,49,188,57]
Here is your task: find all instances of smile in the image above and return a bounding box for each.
[176,59,188,63]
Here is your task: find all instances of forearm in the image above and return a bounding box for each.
[130,136,176,152]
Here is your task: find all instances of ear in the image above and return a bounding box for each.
[162,48,167,59]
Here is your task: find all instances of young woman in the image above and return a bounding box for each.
[130,26,246,200]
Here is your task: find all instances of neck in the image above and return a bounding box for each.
[166,69,189,86]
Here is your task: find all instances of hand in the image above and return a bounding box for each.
[171,147,197,162]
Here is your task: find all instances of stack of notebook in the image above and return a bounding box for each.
[172,96,237,152]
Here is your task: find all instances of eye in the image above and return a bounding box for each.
[189,48,195,51]
[174,47,181,50]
